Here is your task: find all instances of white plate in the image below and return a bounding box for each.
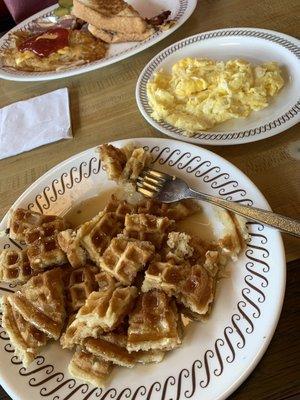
[136,28,300,145]
[0,138,285,400]
[0,0,196,81]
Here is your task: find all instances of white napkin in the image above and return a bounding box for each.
[0,88,72,160]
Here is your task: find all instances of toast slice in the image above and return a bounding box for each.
[88,24,154,43]
[72,0,149,34]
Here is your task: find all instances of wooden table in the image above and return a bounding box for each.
[0,0,299,399]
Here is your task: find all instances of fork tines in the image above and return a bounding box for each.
[136,169,169,198]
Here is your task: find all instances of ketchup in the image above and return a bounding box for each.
[18,28,70,58]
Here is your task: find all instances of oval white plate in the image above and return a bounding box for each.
[0,0,196,81]
[136,28,300,145]
[0,138,285,400]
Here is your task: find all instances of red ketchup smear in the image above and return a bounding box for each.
[18,28,70,58]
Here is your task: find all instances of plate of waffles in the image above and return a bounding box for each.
[0,0,197,81]
[0,138,285,400]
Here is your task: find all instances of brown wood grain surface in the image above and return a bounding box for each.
[0,0,299,399]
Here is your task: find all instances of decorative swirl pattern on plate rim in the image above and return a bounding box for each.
[138,28,300,142]
[0,0,189,77]
[0,145,276,400]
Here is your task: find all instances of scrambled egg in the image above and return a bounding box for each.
[146,58,284,135]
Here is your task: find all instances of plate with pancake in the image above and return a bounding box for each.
[0,138,285,400]
[0,0,197,81]
[136,27,300,145]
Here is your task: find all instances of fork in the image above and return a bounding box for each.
[136,169,300,238]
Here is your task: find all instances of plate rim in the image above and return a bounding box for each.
[135,27,300,146]
[0,137,286,400]
[0,0,197,82]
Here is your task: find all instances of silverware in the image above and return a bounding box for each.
[136,169,300,238]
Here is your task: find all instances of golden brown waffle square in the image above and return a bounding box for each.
[64,265,100,313]
[100,235,155,285]
[0,248,34,283]
[1,296,47,367]
[127,290,183,352]
[61,279,136,349]
[104,195,137,222]
[138,199,200,221]
[142,259,215,316]
[124,214,175,249]
[9,208,64,242]
[68,347,113,388]
[8,268,66,340]
[81,212,124,266]
[99,144,127,180]
[57,229,87,269]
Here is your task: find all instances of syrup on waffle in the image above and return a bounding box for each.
[100,235,155,285]
[124,214,175,249]
[69,347,113,388]
[0,248,34,283]
[104,195,136,222]
[9,208,63,241]
[8,268,66,340]
[127,289,183,352]
[138,199,200,221]
[57,229,87,269]
[2,296,47,367]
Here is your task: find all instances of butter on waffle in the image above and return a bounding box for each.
[1,296,47,367]
[142,259,215,316]
[0,248,34,283]
[138,199,200,221]
[9,208,65,242]
[61,281,137,349]
[124,214,175,249]
[64,265,100,313]
[8,268,66,340]
[81,212,124,266]
[69,347,113,388]
[127,290,183,352]
[100,235,155,285]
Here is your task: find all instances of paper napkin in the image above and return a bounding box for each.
[0,88,72,160]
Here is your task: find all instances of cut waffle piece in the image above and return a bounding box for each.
[124,214,175,249]
[64,265,100,313]
[100,235,155,285]
[121,148,152,182]
[127,290,183,352]
[1,295,47,367]
[142,259,215,316]
[138,199,200,221]
[9,208,66,242]
[81,212,124,266]
[57,229,87,269]
[0,248,34,283]
[104,194,136,221]
[61,280,137,349]
[8,268,66,340]
[99,144,127,180]
[69,347,113,388]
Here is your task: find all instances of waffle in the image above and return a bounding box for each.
[61,283,137,349]
[64,265,99,313]
[124,214,175,249]
[121,148,152,182]
[100,235,155,285]
[127,290,183,352]
[69,347,113,388]
[1,296,47,367]
[8,268,66,340]
[138,199,200,221]
[57,229,87,269]
[104,195,136,222]
[99,144,127,180]
[9,208,65,241]
[142,259,215,316]
[0,248,34,283]
[81,212,124,266]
